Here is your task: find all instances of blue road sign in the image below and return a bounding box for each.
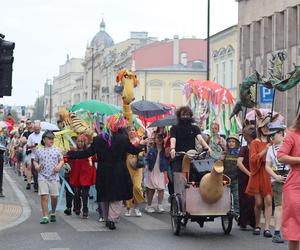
[260,86,274,103]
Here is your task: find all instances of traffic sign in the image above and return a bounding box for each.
[259,86,274,103]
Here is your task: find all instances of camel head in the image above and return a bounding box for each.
[116,69,138,105]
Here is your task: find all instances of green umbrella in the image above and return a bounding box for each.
[69,100,122,115]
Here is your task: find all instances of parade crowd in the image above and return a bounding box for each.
[1,106,300,250]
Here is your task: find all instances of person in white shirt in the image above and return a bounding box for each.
[265,123,289,244]
[26,121,43,192]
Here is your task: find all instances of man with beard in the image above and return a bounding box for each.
[170,106,212,205]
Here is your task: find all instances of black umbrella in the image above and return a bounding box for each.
[148,115,177,128]
[131,100,172,118]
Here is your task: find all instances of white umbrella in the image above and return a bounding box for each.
[41,121,59,131]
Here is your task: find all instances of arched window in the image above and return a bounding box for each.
[170,81,186,106]
[147,80,164,102]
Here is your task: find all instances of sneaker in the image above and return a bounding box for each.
[64,208,72,216]
[50,213,56,222]
[75,210,81,216]
[0,192,5,198]
[40,216,49,224]
[26,183,31,190]
[145,205,155,213]
[134,208,142,217]
[124,209,131,217]
[157,204,165,213]
[98,217,105,222]
[272,233,284,243]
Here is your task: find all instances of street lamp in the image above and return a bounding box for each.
[48,80,52,123]
[91,47,95,99]
[206,0,210,81]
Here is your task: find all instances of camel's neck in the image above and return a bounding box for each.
[123,103,133,123]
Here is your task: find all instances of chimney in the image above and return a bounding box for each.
[173,35,179,65]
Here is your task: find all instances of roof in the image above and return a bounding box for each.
[133,38,207,70]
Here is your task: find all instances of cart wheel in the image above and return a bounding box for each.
[181,218,188,227]
[221,213,233,235]
[170,195,182,235]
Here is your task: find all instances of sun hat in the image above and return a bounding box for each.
[266,123,286,135]
[226,134,240,143]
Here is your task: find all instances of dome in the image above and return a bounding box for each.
[90,19,114,49]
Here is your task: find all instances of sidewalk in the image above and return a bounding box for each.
[0,167,31,231]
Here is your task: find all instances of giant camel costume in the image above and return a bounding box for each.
[116,69,138,123]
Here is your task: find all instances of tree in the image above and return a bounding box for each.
[31,95,45,121]
[9,109,19,123]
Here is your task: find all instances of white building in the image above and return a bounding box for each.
[82,19,157,105]
[50,56,84,121]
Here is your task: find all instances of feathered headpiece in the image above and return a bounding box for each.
[101,114,127,146]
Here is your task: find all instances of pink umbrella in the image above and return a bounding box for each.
[245,109,285,124]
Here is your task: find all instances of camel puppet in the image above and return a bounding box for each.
[116,69,138,123]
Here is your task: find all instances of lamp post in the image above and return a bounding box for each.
[36,90,40,120]
[206,0,210,81]
[49,81,52,123]
[91,47,94,99]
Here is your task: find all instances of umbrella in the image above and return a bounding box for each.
[148,115,177,128]
[69,100,121,115]
[0,121,8,128]
[131,100,172,118]
[185,80,235,104]
[245,109,284,123]
[41,121,59,131]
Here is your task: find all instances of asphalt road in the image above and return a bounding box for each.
[0,167,287,250]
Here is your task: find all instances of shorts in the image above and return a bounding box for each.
[272,181,283,207]
[38,180,60,196]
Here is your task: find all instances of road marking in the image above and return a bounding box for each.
[61,215,110,232]
[123,213,170,230]
[50,248,70,250]
[41,232,61,240]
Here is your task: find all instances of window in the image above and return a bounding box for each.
[222,61,226,85]
[180,52,187,66]
[215,64,219,83]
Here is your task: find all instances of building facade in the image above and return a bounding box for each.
[238,0,300,125]
[210,25,238,98]
[82,19,156,105]
[133,36,207,106]
[50,57,84,121]
[136,62,206,106]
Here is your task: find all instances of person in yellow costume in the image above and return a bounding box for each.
[125,125,145,217]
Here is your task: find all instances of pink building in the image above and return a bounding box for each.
[133,35,207,69]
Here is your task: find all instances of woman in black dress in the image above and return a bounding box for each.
[237,124,256,229]
[67,115,146,230]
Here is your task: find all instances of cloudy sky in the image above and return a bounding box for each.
[1,0,238,106]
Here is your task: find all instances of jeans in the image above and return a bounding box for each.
[230,182,239,215]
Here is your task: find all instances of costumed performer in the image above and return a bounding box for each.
[67,114,148,230]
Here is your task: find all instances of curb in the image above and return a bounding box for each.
[0,169,31,232]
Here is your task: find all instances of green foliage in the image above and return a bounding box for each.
[31,95,45,121]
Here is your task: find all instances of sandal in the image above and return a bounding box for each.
[253,226,261,235]
[263,229,273,238]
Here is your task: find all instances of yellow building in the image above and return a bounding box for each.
[210,25,238,99]
[136,62,206,107]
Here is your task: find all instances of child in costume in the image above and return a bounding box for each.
[265,123,289,243]
[68,134,96,219]
[223,134,240,221]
